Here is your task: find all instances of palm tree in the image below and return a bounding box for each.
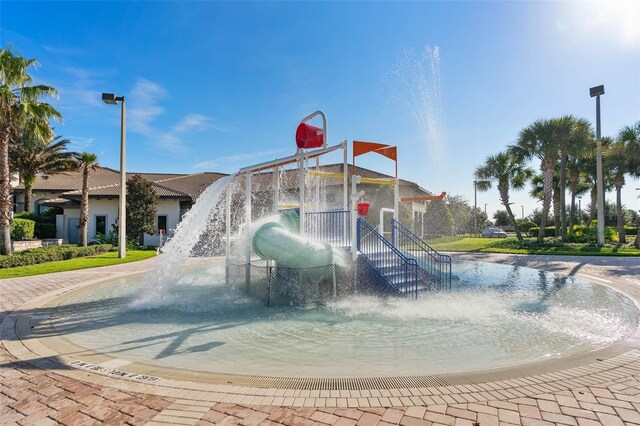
[554,116,593,241]
[0,49,61,255]
[510,119,557,243]
[75,152,101,247]
[566,142,594,231]
[604,138,630,243]
[9,134,76,212]
[475,152,533,241]
[618,121,640,248]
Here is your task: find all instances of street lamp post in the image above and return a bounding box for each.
[579,196,584,225]
[521,205,524,221]
[102,93,126,258]
[473,180,477,236]
[590,85,605,246]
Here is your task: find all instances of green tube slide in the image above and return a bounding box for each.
[252,222,334,268]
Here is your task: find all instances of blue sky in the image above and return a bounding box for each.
[1,1,639,218]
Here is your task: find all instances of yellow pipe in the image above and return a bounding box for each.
[307,170,344,179]
[359,177,396,186]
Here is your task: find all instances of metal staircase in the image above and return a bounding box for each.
[357,218,419,298]
[391,219,452,292]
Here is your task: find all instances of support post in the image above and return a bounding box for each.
[225,183,231,285]
[393,179,399,245]
[351,175,361,263]
[245,173,252,291]
[299,151,305,236]
[273,166,280,213]
[315,156,320,211]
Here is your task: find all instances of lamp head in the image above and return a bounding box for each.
[589,85,605,97]
[102,93,118,105]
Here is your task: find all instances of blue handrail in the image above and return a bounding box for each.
[391,219,452,291]
[357,218,419,298]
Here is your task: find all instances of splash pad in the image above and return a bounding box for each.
[32,112,640,383]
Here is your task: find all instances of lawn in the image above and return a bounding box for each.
[425,236,640,256]
[0,250,157,279]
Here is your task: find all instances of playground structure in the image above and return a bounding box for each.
[223,111,452,306]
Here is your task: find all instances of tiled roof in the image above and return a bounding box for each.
[14,169,227,203]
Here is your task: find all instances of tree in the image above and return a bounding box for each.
[493,210,510,227]
[475,151,533,241]
[0,49,61,255]
[510,119,558,243]
[618,121,640,248]
[9,134,76,212]
[604,137,632,243]
[554,116,593,242]
[424,199,454,238]
[126,175,158,243]
[74,152,100,247]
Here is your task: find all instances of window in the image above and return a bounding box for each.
[95,215,107,236]
[158,215,167,233]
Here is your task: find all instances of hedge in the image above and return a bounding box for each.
[13,212,57,239]
[528,225,618,243]
[10,219,35,240]
[35,223,57,239]
[0,244,114,268]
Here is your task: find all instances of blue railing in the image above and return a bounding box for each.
[305,210,351,247]
[357,218,419,298]
[391,219,452,291]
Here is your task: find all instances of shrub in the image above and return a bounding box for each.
[624,226,638,236]
[568,225,617,243]
[0,244,114,269]
[517,221,537,233]
[35,223,57,239]
[528,226,556,238]
[14,212,39,221]
[10,219,35,240]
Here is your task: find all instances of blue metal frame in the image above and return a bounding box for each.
[391,219,452,291]
[357,218,419,298]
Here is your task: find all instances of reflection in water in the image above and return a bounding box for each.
[48,261,639,377]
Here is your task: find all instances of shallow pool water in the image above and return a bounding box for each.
[50,260,639,377]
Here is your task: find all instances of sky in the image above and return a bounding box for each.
[1,1,639,220]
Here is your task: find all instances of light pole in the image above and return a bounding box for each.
[473,180,477,236]
[521,205,524,221]
[484,203,487,216]
[102,93,127,258]
[578,196,582,225]
[590,85,605,246]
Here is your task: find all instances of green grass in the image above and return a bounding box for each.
[0,250,157,279]
[425,237,640,256]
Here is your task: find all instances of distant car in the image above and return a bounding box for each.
[482,227,508,238]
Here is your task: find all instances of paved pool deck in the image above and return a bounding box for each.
[1,253,640,425]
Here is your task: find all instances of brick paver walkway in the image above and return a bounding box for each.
[2,254,640,425]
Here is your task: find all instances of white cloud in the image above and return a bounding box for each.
[193,148,289,169]
[67,136,94,150]
[42,45,84,56]
[127,79,221,153]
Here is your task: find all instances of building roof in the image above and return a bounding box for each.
[14,168,228,203]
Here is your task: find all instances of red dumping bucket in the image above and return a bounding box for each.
[296,123,324,149]
[357,202,370,216]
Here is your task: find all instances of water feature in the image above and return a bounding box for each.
[51,260,638,377]
[44,127,640,380]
